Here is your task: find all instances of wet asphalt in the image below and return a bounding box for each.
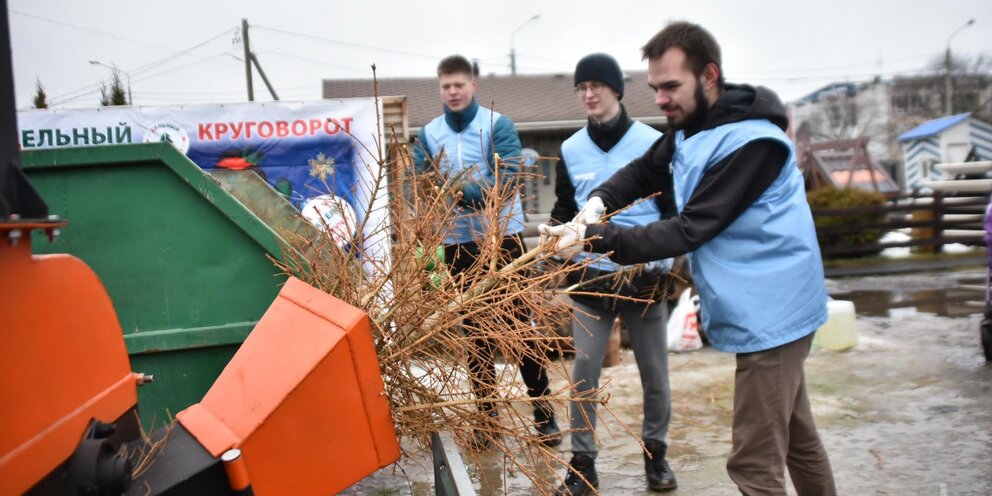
[347,266,992,495]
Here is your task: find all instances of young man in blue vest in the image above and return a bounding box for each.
[540,23,837,495]
[550,53,677,495]
[413,55,561,448]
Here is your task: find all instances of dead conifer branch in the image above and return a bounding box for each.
[272,70,662,494]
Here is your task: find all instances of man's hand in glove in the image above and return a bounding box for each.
[538,222,588,259]
[643,258,674,274]
[573,196,606,225]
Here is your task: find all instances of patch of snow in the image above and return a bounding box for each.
[880,231,911,258]
[943,243,980,255]
[877,231,982,257]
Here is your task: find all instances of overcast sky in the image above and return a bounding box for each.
[8,0,991,110]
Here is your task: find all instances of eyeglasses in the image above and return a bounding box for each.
[574,82,607,95]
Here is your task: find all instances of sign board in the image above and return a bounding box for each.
[18,99,390,257]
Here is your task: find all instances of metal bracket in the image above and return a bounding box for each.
[431,431,475,496]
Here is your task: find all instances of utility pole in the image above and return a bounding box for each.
[944,48,952,115]
[250,53,279,101]
[242,18,254,102]
[944,19,975,115]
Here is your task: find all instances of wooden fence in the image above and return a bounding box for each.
[811,192,989,257]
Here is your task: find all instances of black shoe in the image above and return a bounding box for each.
[534,404,563,447]
[644,440,677,492]
[470,410,501,450]
[554,453,598,496]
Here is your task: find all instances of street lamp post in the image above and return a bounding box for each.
[944,18,975,115]
[510,14,540,76]
[89,60,132,105]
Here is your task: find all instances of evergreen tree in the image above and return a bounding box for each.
[99,68,128,106]
[32,78,48,109]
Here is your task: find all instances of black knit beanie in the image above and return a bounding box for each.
[574,53,624,100]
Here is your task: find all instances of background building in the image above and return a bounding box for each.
[323,70,666,214]
[790,72,992,191]
[898,113,992,191]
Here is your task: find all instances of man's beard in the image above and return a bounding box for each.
[665,81,709,132]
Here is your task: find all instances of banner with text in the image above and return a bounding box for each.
[18,99,390,255]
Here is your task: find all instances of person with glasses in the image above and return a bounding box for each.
[550,53,677,495]
[541,23,837,495]
[412,54,562,449]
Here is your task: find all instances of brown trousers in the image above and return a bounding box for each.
[727,332,837,495]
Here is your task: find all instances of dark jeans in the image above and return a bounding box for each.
[444,234,550,415]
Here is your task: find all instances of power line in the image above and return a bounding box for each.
[11,8,237,104]
[256,49,371,74]
[733,52,940,76]
[131,53,242,85]
[49,29,238,105]
[127,28,237,78]
[127,94,250,103]
[135,84,316,96]
[54,52,241,106]
[253,24,441,60]
[505,49,946,79]
[513,53,576,67]
[10,8,179,52]
[747,64,935,84]
[129,87,320,104]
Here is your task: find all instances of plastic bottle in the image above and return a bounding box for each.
[814,300,859,351]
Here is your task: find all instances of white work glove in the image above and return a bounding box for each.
[573,196,606,225]
[538,222,588,259]
[643,258,674,274]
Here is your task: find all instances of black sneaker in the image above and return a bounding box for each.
[534,404,562,447]
[643,440,677,492]
[554,453,598,496]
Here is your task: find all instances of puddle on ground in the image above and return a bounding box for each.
[829,270,986,318]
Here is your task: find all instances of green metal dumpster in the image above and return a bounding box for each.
[22,143,305,428]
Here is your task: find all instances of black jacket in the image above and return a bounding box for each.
[586,84,792,264]
[551,105,677,224]
[552,105,677,308]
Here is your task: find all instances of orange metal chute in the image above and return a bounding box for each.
[178,277,400,495]
[0,222,141,495]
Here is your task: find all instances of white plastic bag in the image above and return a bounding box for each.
[667,288,702,352]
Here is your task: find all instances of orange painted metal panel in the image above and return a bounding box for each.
[0,225,138,495]
[178,277,400,494]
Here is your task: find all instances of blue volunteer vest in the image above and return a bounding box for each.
[672,119,827,353]
[562,121,663,271]
[423,107,525,245]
